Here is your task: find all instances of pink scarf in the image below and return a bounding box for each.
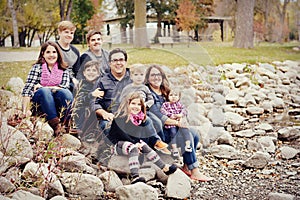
[40,62,63,86]
[130,111,145,126]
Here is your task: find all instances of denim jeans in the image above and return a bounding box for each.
[175,127,200,170]
[147,112,165,141]
[31,87,73,121]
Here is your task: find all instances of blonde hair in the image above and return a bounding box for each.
[58,21,76,32]
[115,92,147,122]
[129,63,146,74]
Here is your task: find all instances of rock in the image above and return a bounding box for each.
[12,190,44,200]
[257,136,277,153]
[225,112,246,126]
[244,151,271,169]
[279,146,299,159]
[0,176,16,193]
[268,192,295,200]
[61,134,82,150]
[234,129,256,138]
[115,182,158,200]
[166,170,191,199]
[60,172,104,198]
[99,171,123,192]
[6,77,24,94]
[278,127,300,141]
[209,144,239,159]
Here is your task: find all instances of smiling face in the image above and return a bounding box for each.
[88,33,102,53]
[131,70,146,85]
[110,52,127,78]
[58,28,75,45]
[128,98,142,115]
[147,67,162,90]
[43,45,58,67]
[83,65,100,82]
[168,90,180,103]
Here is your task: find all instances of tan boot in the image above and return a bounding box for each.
[48,117,62,136]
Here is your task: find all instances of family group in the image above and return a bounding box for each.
[20,21,213,184]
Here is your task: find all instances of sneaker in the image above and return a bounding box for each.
[164,164,178,175]
[172,149,179,157]
[154,140,168,150]
[185,145,192,152]
[85,133,96,143]
[131,176,146,184]
[159,147,171,155]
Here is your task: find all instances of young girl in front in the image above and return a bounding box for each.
[107,92,177,184]
[160,87,192,157]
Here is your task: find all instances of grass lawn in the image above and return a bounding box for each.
[0,41,299,88]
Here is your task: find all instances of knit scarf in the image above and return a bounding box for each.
[40,62,63,86]
[130,111,145,126]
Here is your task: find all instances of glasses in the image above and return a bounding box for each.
[150,73,162,78]
[111,58,125,63]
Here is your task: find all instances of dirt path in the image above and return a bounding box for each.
[0,51,39,62]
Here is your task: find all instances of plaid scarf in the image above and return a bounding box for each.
[130,111,145,126]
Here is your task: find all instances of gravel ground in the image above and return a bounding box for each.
[188,140,300,200]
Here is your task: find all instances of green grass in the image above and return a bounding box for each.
[0,41,299,87]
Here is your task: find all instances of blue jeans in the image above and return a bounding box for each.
[175,127,199,170]
[147,112,165,141]
[31,87,73,121]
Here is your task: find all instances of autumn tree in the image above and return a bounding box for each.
[134,0,149,48]
[233,0,255,48]
[176,0,198,39]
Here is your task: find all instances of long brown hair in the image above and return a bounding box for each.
[36,41,68,70]
[115,92,147,122]
[145,64,170,98]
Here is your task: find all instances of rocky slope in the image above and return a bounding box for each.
[0,60,299,199]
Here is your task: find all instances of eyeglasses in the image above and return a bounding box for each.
[111,58,125,63]
[150,73,162,78]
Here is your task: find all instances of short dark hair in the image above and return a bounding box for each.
[109,48,127,62]
[83,60,100,73]
[86,30,102,43]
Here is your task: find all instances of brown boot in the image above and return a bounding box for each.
[48,117,62,136]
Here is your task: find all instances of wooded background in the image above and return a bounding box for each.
[1,0,299,49]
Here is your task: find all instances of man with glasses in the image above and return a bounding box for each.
[92,48,131,137]
[91,49,170,154]
[77,30,110,80]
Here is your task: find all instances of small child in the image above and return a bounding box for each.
[74,60,104,141]
[107,92,177,184]
[116,63,171,154]
[116,64,154,111]
[160,87,192,157]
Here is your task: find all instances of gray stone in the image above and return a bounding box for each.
[115,182,158,200]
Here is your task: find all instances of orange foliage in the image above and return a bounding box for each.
[87,13,105,32]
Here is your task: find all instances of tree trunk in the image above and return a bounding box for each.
[59,0,66,20]
[233,0,255,48]
[7,0,19,48]
[278,0,289,43]
[66,0,73,21]
[154,13,162,43]
[134,0,149,48]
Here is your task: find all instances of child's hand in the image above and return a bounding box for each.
[173,113,183,119]
[92,88,104,98]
